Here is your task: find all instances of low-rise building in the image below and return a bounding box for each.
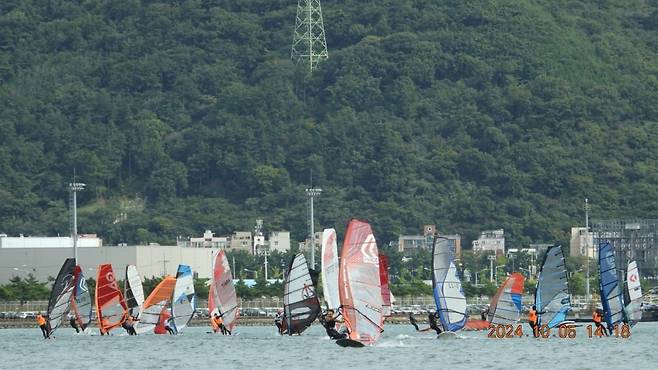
[397,225,461,257]
[228,231,253,253]
[181,230,228,249]
[472,229,505,255]
[0,234,102,248]
[268,231,290,253]
[570,227,594,258]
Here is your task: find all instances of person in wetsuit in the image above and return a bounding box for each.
[274,309,285,334]
[319,309,347,340]
[69,314,79,333]
[122,316,137,335]
[410,311,442,335]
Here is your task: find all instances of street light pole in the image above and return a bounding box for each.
[305,187,322,269]
[584,198,591,303]
[69,181,86,262]
[488,255,496,282]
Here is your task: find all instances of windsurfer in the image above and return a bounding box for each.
[410,311,442,335]
[274,310,284,334]
[593,309,609,336]
[528,305,539,337]
[36,313,48,338]
[213,313,231,335]
[122,316,137,335]
[69,314,79,333]
[319,309,347,340]
[164,317,175,335]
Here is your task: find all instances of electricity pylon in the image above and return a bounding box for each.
[291,0,328,72]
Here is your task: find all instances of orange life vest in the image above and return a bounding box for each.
[36,315,46,326]
[528,310,537,324]
[593,312,602,323]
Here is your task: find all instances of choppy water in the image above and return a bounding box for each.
[1,323,655,369]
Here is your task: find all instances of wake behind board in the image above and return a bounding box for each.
[437,331,459,339]
[336,338,365,348]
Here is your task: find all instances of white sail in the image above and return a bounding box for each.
[171,264,196,334]
[321,228,340,310]
[625,261,642,324]
[125,265,145,319]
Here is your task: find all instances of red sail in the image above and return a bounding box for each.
[209,250,239,332]
[339,219,384,345]
[95,264,127,334]
[379,254,392,317]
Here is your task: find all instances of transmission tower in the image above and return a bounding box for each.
[291,0,328,72]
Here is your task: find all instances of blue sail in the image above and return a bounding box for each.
[598,242,624,328]
[170,264,196,334]
[432,238,467,332]
[534,245,571,328]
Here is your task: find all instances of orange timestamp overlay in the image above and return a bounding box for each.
[486,323,631,339]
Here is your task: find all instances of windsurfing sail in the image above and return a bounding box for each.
[124,265,145,319]
[95,263,128,334]
[624,260,642,325]
[379,254,392,317]
[321,228,340,311]
[208,249,239,332]
[534,245,571,328]
[70,265,92,330]
[170,264,196,334]
[46,258,76,336]
[339,219,384,345]
[598,242,625,328]
[283,252,321,335]
[432,237,468,332]
[487,272,525,325]
[135,276,176,334]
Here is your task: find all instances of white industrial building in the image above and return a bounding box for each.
[472,229,505,254]
[0,234,215,284]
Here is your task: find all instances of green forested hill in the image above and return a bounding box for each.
[1,0,657,247]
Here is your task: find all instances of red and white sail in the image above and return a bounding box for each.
[339,219,384,345]
[379,254,392,317]
[95,264,128,334]
[209,249,239,332]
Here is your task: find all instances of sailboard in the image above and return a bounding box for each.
[95,263,128,334]
[208,249,239,332]
[624,260,642,326]
[283,253,321,335]
[432,237,468,333]
[170,264,196,334]
[534,245,571,329]
[124,265,145,319]
[487,272,525,325]
[321,228,340,311]
[379,254,392,317]
[135,276,176,334]
[46,258,77,337]
[598,241,625,329]
[70,265,92,331]
[338,219,384,346]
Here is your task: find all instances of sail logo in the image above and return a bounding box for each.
[78,277,88,292]
[106,271,119,290]
[361,235,379,264]
[629,273,638,283]
[302,283,316,299]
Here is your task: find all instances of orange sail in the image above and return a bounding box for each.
[339,219,384,345]
[95,264,128,334]
[135,276,176,334]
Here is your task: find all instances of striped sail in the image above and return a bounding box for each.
[95,264,128,334]
[171,264,196,334]
[534,245,571,328]
[598,242,625,328]
[432,237,467,332]
[209,249,239,332]
[283,253,320,335]
[124,265,145,319]
[70,265,92,330]
[488,273,525,325]
[625,260,642,325]
[339,219,384,345]
[46,258,76,336]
